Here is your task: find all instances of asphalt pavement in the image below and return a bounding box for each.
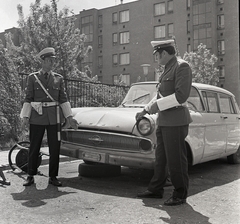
[1,147,240,224]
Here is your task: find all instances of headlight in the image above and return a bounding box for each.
[136,117,155,136]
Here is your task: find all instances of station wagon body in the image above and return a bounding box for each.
[60,82,240,168]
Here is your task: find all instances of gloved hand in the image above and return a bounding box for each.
[21,117,29,130]
[67,116,78,130]
[148,101,159,114]
[135,110,147,121]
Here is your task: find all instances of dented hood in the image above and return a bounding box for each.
[72,107,143,133]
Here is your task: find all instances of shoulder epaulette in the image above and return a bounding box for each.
[52,72,63,78]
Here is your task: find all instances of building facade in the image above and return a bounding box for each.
[0,0,239,104]
[75,0,239,104]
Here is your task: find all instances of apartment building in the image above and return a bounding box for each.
[0,0,239,104]
[75,0,239,104]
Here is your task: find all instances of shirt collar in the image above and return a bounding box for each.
[40,69,52,75]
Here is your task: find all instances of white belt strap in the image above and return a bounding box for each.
[34,74,55,102]
[42,102,59,107]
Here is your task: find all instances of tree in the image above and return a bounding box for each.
[0,40,22,143]
[183,43,220,86]
[6,0,92,80]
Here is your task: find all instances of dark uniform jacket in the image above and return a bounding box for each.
[24,71,68,125]
[157,56,192,126]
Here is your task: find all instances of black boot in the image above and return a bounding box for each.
[49,177,62,186]
[23,176,34,186]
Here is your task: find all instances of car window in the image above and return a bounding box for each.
[187,87,204,111]
[202,91,220,113]
[219,93,236,114]
[121,84,157,105]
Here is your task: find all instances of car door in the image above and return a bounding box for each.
[201,91,227,159]
[218,92,240,154]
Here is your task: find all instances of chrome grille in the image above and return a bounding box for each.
[61,129,152,152]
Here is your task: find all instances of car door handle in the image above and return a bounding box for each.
[220,115,228,119]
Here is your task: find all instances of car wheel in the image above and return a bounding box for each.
[227,146,240,164]
[78,163,121,177]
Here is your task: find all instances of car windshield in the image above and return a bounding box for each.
[121,83,157,107]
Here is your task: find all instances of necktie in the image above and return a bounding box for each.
[44,72,48,80]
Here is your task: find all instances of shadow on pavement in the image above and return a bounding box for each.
[141,198,211,224]
[59,158,240,199]
[11,184,76,208]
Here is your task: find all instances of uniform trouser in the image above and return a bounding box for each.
[148,125,189,199]
[28,124,60,177]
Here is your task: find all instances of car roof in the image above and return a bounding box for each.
[132,82,235,97]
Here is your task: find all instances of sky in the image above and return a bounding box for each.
[0,0,137,33]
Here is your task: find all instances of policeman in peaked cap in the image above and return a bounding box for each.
[136,39,193,206]
[37,47,56,60]
[151,39,175,55]
[20,47,78,187]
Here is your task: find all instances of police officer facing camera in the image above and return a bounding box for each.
[20,47,78,187]
[136,39,192,206]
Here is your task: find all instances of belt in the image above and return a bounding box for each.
[42,102,59,107]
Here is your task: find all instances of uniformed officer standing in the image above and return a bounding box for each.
[136,39,192,206]
[20,47,78,187]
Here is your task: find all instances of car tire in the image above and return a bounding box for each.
[78,163,121,177]
[227,146,240,164]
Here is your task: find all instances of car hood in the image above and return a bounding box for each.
[72,107,143,133]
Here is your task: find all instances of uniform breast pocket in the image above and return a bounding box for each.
[52,83,60,97]
[161,77,174,91]
[34,84,45,98]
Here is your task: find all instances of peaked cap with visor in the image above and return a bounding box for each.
[151,39,175,55]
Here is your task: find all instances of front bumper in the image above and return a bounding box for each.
[60,141,155,169]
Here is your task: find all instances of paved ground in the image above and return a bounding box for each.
[1,147,240,224]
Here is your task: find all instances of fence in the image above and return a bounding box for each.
[19,73,130,108]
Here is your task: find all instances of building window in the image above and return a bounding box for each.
[193,23,212,50]
[113,33,118,45]
[218,65,225,78]
[98,56,103,67]
[81,24,93,42]
[112,54,118,65]
[217,15,225,29]
[217,0,224,4]
[120,10,129,23]
[81,52,93,72]
[154,3,165,16]
[187,0,191,9]
[98,35,102,48]
[168,0,173,13]
[81,15,93,24]
[168,23,174,37]
[218,40,225,55]
[187,20,190,33]
[119,53,130,65]
[193,15,198,25]
[121,74,130,85]
[98,15,102,28]
[113,74,130,86]
[112,12,118,24]
[154,25,166,39]
[120,31,130,44]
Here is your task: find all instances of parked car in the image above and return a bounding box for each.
[60,82,240,169]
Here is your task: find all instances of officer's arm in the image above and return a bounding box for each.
[155,63,192,111]
[20,75,34,118]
